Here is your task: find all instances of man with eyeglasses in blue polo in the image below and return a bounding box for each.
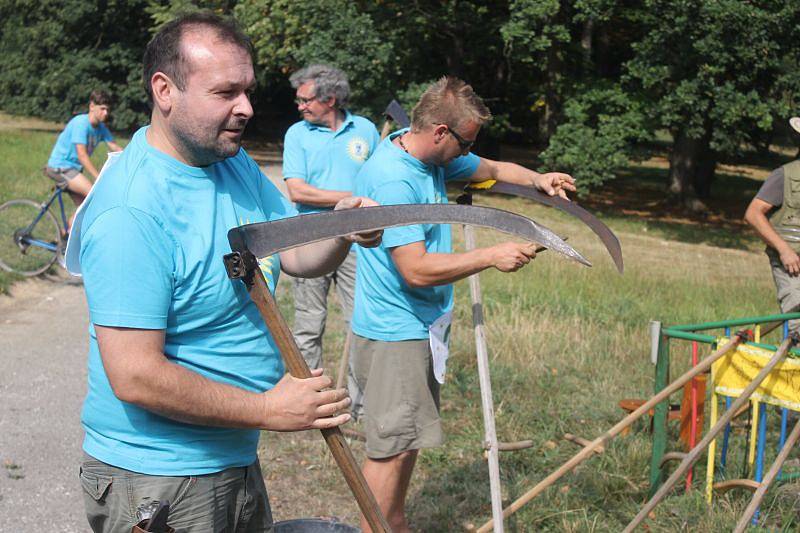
[283,64,380,419]
[350,76,577,532]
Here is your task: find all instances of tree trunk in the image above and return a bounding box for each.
[543,43,562,141]
[581,17,594,69]
[668,128,715,212]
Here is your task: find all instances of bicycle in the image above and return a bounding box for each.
[0,171,70,276]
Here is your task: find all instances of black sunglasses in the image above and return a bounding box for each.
[433,123,476,153]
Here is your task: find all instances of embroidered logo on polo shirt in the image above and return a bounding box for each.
[347,137,370,163]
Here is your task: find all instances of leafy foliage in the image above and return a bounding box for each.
[541,85,647,195]
[1,0,800,199]
[625,0,800,155]
[0,0,152,130]
[235,0,393,119]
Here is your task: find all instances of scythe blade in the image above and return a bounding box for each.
[228,204,591,268]
[464,180,624,273]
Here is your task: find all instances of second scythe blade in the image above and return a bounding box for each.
[228,204,591,268]
[465,180,624,273]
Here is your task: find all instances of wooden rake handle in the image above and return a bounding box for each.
[245,268,391,532]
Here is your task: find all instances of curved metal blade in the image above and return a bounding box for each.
[228,204,591,267]
[465,180,624,273]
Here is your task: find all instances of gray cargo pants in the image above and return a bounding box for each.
[80,453,272,532]
[291,251,363,417]
[771,257,800,333]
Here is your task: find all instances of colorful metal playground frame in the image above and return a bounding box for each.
[646,311,800,529]
[474,310,800,532]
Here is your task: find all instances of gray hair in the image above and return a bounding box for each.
[289,64,350,109]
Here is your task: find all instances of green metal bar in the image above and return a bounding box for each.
[775,470,800,481]
[648,332,670,497]
[669,312,800,332]
[662,329,716,343]
[662,328,800,356]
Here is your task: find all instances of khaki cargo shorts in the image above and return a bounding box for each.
[351,334,443,459]
[44,166,80,188]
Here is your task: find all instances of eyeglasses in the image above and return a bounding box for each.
[295,95,318,106]
[433,123,476,153]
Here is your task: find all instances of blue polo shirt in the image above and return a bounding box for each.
[352,129,480,341]
[47,113,114,170]
[78,127,296,475]
[282,111,380,214]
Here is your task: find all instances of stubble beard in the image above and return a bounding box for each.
[171,113,245,167]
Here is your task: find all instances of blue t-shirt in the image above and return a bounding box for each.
[351,130,480,341]
[282,111,380,214]
[79,127,296,475]
[47,113,113,170]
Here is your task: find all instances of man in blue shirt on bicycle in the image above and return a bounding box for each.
[45,89,122,225]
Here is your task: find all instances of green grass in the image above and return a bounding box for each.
[0,118,122,292]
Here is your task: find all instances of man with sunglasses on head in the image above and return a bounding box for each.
[350,76,576,532]
[283,64,380,419]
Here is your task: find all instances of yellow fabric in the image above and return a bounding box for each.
[465,179,497,191]
[712,338,800,411]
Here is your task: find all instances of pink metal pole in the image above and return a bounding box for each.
[686,341,699,490]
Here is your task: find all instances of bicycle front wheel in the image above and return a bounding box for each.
[0,199,61,276]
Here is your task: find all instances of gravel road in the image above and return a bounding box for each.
[0,273,89,532]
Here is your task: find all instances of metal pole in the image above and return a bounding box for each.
[464,223,505,533]
[623,335,797,532]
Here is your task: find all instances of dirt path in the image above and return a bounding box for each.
[0,272,88,532]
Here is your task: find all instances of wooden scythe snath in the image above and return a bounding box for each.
[224,250,391,532]
[733,418,800,532]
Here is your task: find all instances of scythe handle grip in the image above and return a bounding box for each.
[244,268,391,532]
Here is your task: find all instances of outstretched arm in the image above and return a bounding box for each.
[470,157,576,199]
[745,197,800,275]
[280,196,382,277]
[390,239,536,288]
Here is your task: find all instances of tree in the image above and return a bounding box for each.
[540,84,647,195]
[625,0,800,210]
[234,0,394,120]
[0,0,152,130]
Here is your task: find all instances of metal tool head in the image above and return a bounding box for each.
[227,204,591,268]
[384,99,411,129]
[464,180,624,273]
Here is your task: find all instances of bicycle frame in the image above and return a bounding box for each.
[21,187,68,252]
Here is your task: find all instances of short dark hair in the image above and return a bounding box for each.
[142,11,253,101]
[89,90,112,106]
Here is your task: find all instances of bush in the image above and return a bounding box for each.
[540,85,648,195]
